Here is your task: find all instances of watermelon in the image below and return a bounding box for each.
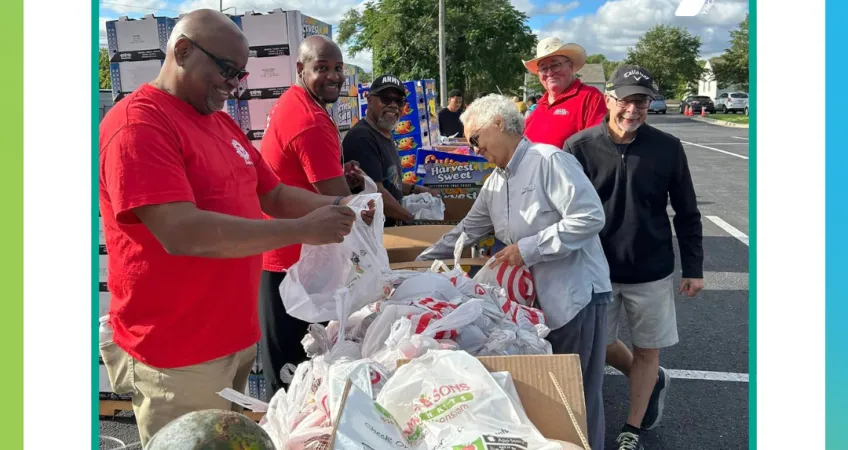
[146,409,276,450]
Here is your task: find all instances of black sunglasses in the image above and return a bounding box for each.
[372,91,405,107]
[468,124,485,149]
[181,34,249,81]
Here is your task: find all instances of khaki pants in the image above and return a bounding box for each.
[100,340,257,447]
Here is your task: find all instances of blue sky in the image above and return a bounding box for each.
[99,0,749,72]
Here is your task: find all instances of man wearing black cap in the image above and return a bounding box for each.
[343,75,439,226]
[564,65,704,450]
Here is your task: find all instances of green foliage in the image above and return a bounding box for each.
[99,47,111,90]
[624,25,703,97]
[338,0,537,101]
[711,14,749,91]
[586,54,621,81]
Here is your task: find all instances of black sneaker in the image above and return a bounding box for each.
[641,366,671,430]
[615,431,643,450]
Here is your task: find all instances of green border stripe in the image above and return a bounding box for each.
[92,0,100,447]
[748,1,757,449]
[0,0,23,448]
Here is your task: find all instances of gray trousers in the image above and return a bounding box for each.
[546,301,608,450]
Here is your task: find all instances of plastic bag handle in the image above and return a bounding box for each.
[453,232,468,269]
[362,175,379,194]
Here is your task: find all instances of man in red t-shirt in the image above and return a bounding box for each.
[523,37,608,148]
[257,35,364,399]
[98,10,372,445]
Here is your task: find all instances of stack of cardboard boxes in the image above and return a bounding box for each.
[106,15,175,103]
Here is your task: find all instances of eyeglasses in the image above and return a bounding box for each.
[611,96,651,109]
[374,92,405,107]
[468,124,486,150]
[538,58,571,76]
[181,34,249,81]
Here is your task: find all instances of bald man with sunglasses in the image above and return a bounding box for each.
[98,10,374,445]
[343,74,439,226]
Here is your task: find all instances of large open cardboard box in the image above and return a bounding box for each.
[383,225,467,263]
[330,354,590,449]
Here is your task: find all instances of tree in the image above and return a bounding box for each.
[585,54,620,81]
[624,25,703,98]
[99,47,112,90]
[338,0,537,101]
[712,13,748,91]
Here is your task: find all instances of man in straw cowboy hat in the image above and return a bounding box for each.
[523,37,607,148]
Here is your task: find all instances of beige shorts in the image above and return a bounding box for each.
[100,340,256,447]
[607,274,679,349]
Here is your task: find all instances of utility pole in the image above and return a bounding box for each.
[438,0,447,108]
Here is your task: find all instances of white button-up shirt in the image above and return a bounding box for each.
[418,137,612,330]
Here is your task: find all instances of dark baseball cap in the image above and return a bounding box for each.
[606,64,657,99]
[369,74,405,95]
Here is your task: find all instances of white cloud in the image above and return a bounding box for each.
[537,0,748,60]
[102,0,170,15]
[511,0,580,17]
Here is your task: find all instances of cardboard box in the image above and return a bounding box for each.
[415,149,494,188]
[105,15,174,62]
[332,354,590,449]
[237,56,293,99]
[421,79,441,146]
[238,98,278,140]
[329,96,360,132]
[383,225,470,263]
[222,98,239,123]
[234,10,291,57]
[99,246,108,282]
[110,60,163,101]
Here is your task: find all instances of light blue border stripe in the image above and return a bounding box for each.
[826,1,846,448]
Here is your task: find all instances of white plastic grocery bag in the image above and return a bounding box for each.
[402,192,446,220]
[375,350,560,450]
[473,256,537,308]
[279,188,392,324]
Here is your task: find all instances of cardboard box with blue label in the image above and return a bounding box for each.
[421,79,441,145]
[238,98,278,141]
[398,149,423,185]
[416,149,495,188]
[358,84,370,117]
[110,59,163,101]
[329,96,360,132]
[106,15,175,62]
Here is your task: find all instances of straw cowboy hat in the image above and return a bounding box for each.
[523,37,587,74]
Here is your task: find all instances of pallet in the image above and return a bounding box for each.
[98,399,265,422]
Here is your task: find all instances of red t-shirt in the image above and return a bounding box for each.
[259,85,344,272]
[524,79,608,149]
[99,84,280,368]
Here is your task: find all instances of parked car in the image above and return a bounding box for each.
[679,95,716,114]
[716,92,749,114]
[648,95,666,114]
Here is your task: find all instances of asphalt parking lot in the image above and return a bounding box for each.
[99,111,751,450]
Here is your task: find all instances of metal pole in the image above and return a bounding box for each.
[220,0,223,12]
[438,0,447,108]
[523,73,528,102]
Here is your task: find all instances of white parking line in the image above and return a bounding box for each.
[706,215,749,246]
[605,366,749,382]
[730,136,749,140]
[681,140,749,160]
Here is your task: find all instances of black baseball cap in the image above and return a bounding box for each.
[369,74,405,96]
[606,64,657,99]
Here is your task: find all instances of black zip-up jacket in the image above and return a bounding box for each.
[563,118,704,284]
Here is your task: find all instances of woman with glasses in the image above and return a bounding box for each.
[417,94,612,450]
[522,37,608,149]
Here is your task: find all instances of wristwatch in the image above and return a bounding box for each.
[333,196,344,205]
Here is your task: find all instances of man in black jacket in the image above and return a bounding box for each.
[564,65,704,450]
